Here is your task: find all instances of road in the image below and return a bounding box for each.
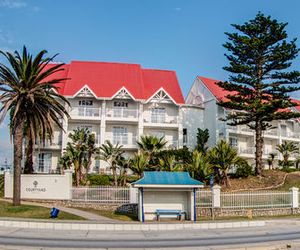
[1,219,300,249]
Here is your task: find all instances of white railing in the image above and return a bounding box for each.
[70,107,101,117]
[196,190,212,208]
[145,115,178,124]
[106,134,137,147]
[106,108,138,118]
[220,191,292,209]
[167,140,179,148]
[264,130,278,136]
[71,186,130,203]
[196,189,293,209]
[239,147,255,154]
[281,131,300,139]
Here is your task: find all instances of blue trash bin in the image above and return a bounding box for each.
[50,207,60,218]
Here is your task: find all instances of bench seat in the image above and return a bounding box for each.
[155,209,185,221]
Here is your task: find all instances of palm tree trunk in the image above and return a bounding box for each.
[255,122,264,176]
[13,121,24,206]
[112,165,117,187]
[24,137,34,174]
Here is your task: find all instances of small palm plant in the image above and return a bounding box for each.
[129,152,149,179]
[0,47,69,205]
[158,154,181,172]
[137,135,167,169]
[276,141,299,170]
[208,140,243,187]
[187,150,212,182]
[98,141,124,186]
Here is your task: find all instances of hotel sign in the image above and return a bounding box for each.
[25,180,46,192]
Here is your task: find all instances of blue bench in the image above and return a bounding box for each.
[155,209,185,221]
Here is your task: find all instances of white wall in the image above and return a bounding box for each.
[181,106,204,149]
[4,170,73,200]
[143,189,190,221]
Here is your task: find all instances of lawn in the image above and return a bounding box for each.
[0,200,84,220]
[74,207,138,221]
[0,175,4,198]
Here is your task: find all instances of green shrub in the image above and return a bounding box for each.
[234,161,253,178]
[87,174,111,186]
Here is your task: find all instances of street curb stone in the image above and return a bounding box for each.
[0,219,265,231]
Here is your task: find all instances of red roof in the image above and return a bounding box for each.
[44,61,184,104]
[197,76,232,101]
[198,75,300,112]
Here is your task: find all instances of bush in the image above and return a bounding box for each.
[234,161,253,178]
[87,174,111,186]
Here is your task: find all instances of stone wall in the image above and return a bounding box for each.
[116,203,138,215]
[197,207,300,219]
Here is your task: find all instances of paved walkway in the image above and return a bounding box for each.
[0,198,116,222]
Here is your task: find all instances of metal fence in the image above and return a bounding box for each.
[71,186,130,203]
[196,190,212,208]
[196,190,292,209]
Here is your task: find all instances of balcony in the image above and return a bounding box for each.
[35,139,62,150]
[106,108,138,122]
[69,107,101,120]
[143,115,179,128]
[105,133,138,149]
[166,140,179,149]
[281,131,300,140]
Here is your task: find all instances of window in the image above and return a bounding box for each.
[183,128,187,144]
[78,100,93,106]
[77,125,93,132]
[112,127,128,144]
[114,101,128,107]
[37,153,52,173]
[152,131,165,139]
[151,108,166,123]
[94,160,100,173]
[229,137,238,147]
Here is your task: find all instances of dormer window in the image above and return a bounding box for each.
[114,101,128,107]
[79,100,93,106]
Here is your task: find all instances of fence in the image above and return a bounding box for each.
[71,185,298,209]
[196,186,298,209]
[220,191,292,209]
[71,186,138,204]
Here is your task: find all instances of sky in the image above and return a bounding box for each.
[1,0,300,165]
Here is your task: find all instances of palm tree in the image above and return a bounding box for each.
[98,140,124,186]
[137,135,167,168]
[208,140,243,187]
[276,141,299,170]
[158,154,181,172]
[61,128,96,186]
[0,47,69,205]
[129,152,149,179]
[187,150,212,182]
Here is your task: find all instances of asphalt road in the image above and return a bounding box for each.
[1,219,300,249]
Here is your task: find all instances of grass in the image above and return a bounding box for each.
[0,200,84,220]
[0,175,3,198]
[74,207,138,221]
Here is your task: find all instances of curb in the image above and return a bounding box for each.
[0,219,265,231]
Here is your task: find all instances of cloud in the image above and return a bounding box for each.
[174,7,182,11]
[0,0,27,8]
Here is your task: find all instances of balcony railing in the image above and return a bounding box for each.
[70,107,101,117]
[144,115,178,124]
[35,139,62,148]
[167,140,179,148]
[281,131,300,139]
[106,134,137,147]
[106,108,138,119]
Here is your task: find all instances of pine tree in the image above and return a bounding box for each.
[217,13,300,176]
